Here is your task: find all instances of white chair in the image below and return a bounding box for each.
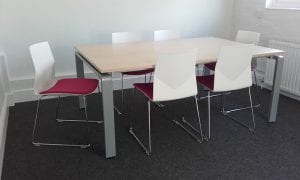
[112,32,154,112]
[112,32,141,44]
[236,30,260,45]
[204,30,261,107]
[153,30,180,90]
[151,30,181,83]
[197,44,255,139]
[236,30,261,90]
[154,30,180,41]
[130,49,204,155]
[30,42,102,148]
[205,30,260,71]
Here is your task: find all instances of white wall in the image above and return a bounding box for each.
[232,0,300,73]
[0,0,234,82]
[233,0,300,44]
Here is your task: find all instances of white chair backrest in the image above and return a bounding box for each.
[154,30,180,41]
[29,42,56,95]
[112,32,141,44]
[236,30,260,45]
[153,49,197,102]
[214,44,254,92]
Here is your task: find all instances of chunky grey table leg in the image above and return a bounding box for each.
[75,54,86,109]
[101,74,116,158]
[268,56,284,122]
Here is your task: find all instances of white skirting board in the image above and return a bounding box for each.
[0,95,9,177]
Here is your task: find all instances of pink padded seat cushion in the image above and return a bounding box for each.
[196,75,215,91]
[40,78,98,95]
[134,83,154,100]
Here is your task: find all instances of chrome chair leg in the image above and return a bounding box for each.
[208,91,211,139]
[148,73,164,108]
[147,101,152,154]
[200,71,260,112]
[84,96,89,120]
[173,118,201,142]
[147,72,164,108]
[122,73,163,112]
[198,91,231,100]
[253,70,261,107]
[199,91,228,140]
[221,71,261,114]
[32,96,90,148]
[56,85,103,124]
[113,106,122,115]
[32,96,42,146]
[221,92,259,113]
[155,102,165,108]
[173,96,205,142]
[55,96,61,120]
[222,93,226,113]
[129,90,152,155]
[222,87,255,131]
[121,74,124,106]
[249,87,256,130]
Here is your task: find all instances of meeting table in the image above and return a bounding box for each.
[74,37,285,158]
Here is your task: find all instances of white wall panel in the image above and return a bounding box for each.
[0,0,234,80]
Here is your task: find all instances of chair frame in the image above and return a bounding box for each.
[202,30,262,112]
[32,84,103,148]
[221,88,255,131]
[201,67,261,112]
[200,88,255,139]
[198,44,256,139]
[129,50,204,155]
[30,41,103,148]
[129,89,204,155]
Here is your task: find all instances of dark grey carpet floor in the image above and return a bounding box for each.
[2,87,300,180]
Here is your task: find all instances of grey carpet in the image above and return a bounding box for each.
[2,87,300,180]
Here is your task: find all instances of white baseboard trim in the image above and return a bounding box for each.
[0,95,9,177]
